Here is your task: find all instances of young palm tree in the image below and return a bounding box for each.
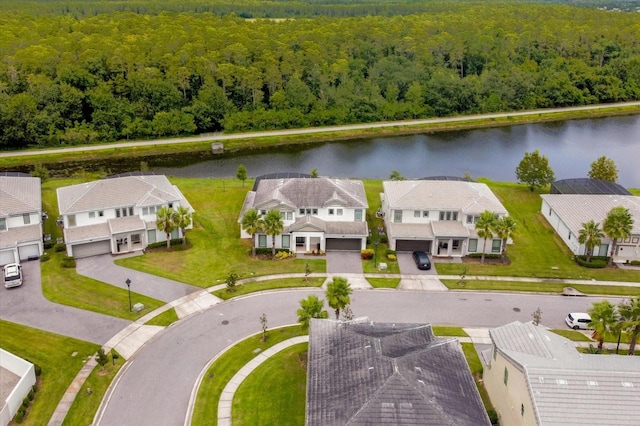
[588,300,619,351]
[156,206,176,249]
[241,209,263,257]
[618,297,640,355]
[602,206,634,266]
[173,205,192,245]
[262,210,284,258]
[494,215,516,264]
[297,295,328,331]
[326,276,353,320]
[578,220,604,263]
[475,210,497,264]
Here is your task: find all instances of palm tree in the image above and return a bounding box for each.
[326,276,352,320]
[578,220,604,263]
[494,215,516,264]
[297,295,328,331]
[603,206,633,266]
[618,297,640,355]
[588,300,619,351]
[173,205,192,245]
[156,206,176,249]
[475,210,497,264]
[241,209,263,257]
[262,210,284,258]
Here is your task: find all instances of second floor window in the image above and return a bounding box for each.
[0,218,6,231]
[23,214,30,225]
[394,210,402,223]
[439,211,458,221]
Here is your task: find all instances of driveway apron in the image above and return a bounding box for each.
[326,251,363,274]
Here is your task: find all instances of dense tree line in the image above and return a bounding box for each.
[1,3,640,149]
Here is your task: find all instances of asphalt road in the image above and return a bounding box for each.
[95,289,619,426]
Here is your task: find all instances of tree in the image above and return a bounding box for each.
[618,298,640,355]
[515,149,555,191]
[156,206,176,249]
[578,220,604,263]
[475,210,497,264]
[304,262,312,283]
[310,168,318,178]
[241,209,263,257]
[531,307,542,326]
[226,272,239,292]
[326,276,352,320]
[603,206,633,266]
[95,348,109,371]
[236,164,247,187]
[588,300,619,351]
[297,295,328,331]
[263,210,284,258]
[494,215,516,264]
[173,205,192,245]
[389,170,404,181]
[588,155,618,183]
[259,313,268,342]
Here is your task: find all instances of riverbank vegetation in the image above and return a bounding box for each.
[1,1,640,150]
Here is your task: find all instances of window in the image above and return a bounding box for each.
[23,214,31,225]
[493,346,497,360]
[414,210,421,218]
[521,404,525,416]
[504,367,509,386]
[168,203,173,209]
[261,210,267,216]
[492,239,501,253]
[128,207,134,216]
[89,211,96,218]
[296,236,305,245]
[354,209,363,221]
[68,215,76,227]
[142,207,148,215]
[280,212,285,219]
[549,208,552,216]
[258,235,267,247]
[147,229,156,244]
[337,209,343,216]
[131,233,141,243]
[468,239,478,252]
[452,240,460,249]
[329,209,335,215]
[282,235,290,248]
[394,210,403,223]
[439,211,458,221]
[299,208,305,215]
[98,210,104,217]
[423,211,429,218]
[467,215,480,224]
[312,208,318,215]
[286,212,293,220]
[598,243,608,256]
[633,237,639,244]
[568,232,571,240]
[0,218,6,231]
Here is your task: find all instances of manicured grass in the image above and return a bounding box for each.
[212,277,324,300]
[461,342,496,418]
[232,343,308,426]
[441,279,640,296]
[0,320,99,426]
[432,326,469,337]
[145,308,179,327]
[191,325,307,426]
[62,350,125,426]
[550,329,593,342]
[366,277,400,288]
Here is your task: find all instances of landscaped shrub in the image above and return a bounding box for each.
[575,255,607,268]
[629,260,640,266]
[275,250,292,260]
[14,408,24,423]
[361,249,374,259]
[40,252,51,262]
[467,253,501,259]
[254,248,273,256]
[61,256,76,268]
[54,243,66,252]
[380,235,388,244]
[43,241,54,249]
[146,239,184,249]
[28,389,34,401]
[34,364,42,377]
[386,253,397,261]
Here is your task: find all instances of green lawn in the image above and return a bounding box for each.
[441,279,640,296]
[0,320,99,426]
[550,329,593,341]
[232,343,308,426]
[461,342,496,419]
[432,326,469,337]
[366,277,400,288]
[213,277,324,300]
[145,308,179,326]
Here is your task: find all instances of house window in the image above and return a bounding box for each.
[280,212,285,219]
[131,233,141,244]
[439,211,458,221]
[282,235,290,248]
[423,211,429,218]
[129,207,134,216]
[329,209,335,215]
[414,210,421,218]
[296,236,305,245]
[394,210,403,223]
[337,209,343,216]
[299,209,305,215]
[492,239,501,253]
[598,243,608,256]
[568,232,571,240]
[633,237,639,244]
[258,235,267,248]
[116,209,121,218]
[0,218,6,231]
[354,209,363,221]
[521,404,525,416]
[23,214,31,225]
[549,208,552,216]
[168,203,173,209]
[142,207,148,215]
[286,212,293,220]
[467,215,473,224]
[171,228,179,239]
[68,215,76,227]
[452,240,460,249]
[98,210,104,217]
[261,210,267,216]
[312,208,318,215]
[504,367,509,386]
[89,211,96,219]
[493,346,497,360]
[147,229,156,244]
[468,239,478,252]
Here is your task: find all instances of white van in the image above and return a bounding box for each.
[565,312,591,330]
[3,263,23,288]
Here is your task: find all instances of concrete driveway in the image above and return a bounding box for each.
[397,252,436,275]
[0,260,129,344]
[326,251,363,274]
[76,254,200,303]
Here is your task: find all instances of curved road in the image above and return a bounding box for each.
[2,102,639,159]
[96,288,615,426]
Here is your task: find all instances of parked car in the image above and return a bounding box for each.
[3,263,23,288]
[412,251,431,270]
[565,312,591,330]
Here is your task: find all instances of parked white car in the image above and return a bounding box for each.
[565,312,591,330]
[3,263,23,288]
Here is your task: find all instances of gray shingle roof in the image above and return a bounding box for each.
[306,319,490,426]
[0,224,41,249]
[0,176,41,217]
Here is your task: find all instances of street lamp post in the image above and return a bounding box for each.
[125,278,132,312]
[373,240,379,269]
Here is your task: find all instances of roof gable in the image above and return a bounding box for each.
[0,176,41,216]
[253,178,367,210]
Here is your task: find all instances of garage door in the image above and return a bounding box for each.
[18,244,40,260]
[72,240,111,258]
[395,240,432,253]
[0,250,16,266]
[325,238,362,251]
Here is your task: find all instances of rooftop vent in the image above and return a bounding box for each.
[556,379,568,385]
[587,381,598,387]
[621,382,634,388]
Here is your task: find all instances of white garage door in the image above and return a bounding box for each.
[18,244,40,260]
[72,240,112,258]
[0,250,16,266]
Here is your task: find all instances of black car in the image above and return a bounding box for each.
[412,251,431,270]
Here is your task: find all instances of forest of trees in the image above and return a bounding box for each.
[1,1,640,149]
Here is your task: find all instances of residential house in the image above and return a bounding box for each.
[0,175,44,265]
[483,321,640,425]
[306,318,490,425]
[541,194,640,262]
[56,174,193,258]
[381,180,509,256]
[238,177,368,253]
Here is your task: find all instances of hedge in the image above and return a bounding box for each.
[146,238,184,249]
[575,255,608,269]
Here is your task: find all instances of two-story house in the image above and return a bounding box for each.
[57,174,193,258]
[381,180,509,256]
[0,174,44,265]
[238,177,368,253]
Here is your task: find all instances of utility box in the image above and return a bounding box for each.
[133,303,144,312]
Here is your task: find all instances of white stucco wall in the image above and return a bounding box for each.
[0,349,36,426]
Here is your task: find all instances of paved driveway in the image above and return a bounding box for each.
[0,261,129,344]
[397,252,436,275]
[76,254,200,302]
[326,251,363,274]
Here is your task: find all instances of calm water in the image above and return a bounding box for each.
[157,115,640,187]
